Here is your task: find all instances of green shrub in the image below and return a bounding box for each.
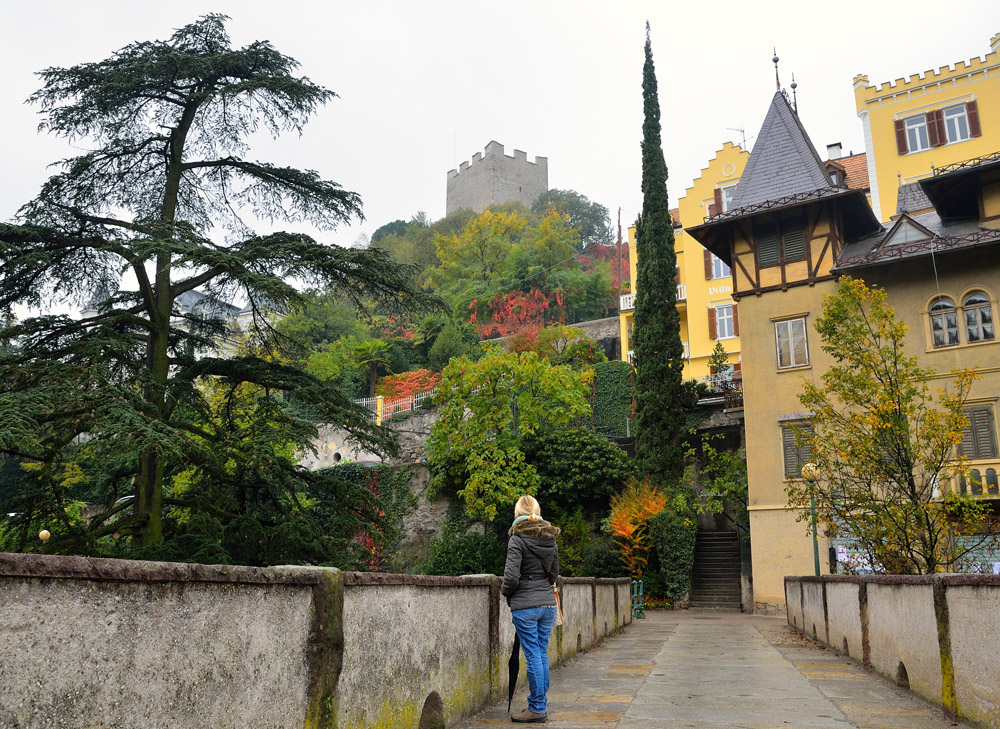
[523,425,636,514]
[592,360,632,437]
[578,536,630,578]
[649,492,698,602]
[549,506,591,577]
[641,567,666,600]
[422,519,506,576]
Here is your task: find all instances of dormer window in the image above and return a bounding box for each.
[884,218,932,246]
[825,162,847,188]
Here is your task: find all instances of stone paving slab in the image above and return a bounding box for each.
[455,610,970,729]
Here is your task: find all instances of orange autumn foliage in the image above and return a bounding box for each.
[606,480,668,579]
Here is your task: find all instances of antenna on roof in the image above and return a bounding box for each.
[773,48,781,91]
[790,73,798,114]
[728,127,747,150]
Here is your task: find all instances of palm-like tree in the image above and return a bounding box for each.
[355,339,393,397]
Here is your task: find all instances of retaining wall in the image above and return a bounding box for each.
[785,574,1000,729]
[0,553,630,729]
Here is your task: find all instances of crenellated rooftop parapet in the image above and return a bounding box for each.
[854,38,1000,106]
[447,140,548,179]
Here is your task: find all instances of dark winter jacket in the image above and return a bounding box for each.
[500,518,561,611]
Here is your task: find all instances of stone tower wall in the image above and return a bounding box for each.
[446,140,548,215]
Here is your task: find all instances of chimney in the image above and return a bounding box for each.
[826,142,843,160]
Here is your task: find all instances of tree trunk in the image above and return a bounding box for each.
[133,100,193,548]
[134,272,173,548]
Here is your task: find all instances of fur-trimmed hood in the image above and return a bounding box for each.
[508,519,561,540]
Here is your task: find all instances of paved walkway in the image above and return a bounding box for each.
[457,610,970,728]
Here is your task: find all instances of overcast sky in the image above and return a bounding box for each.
[2,1,999,251]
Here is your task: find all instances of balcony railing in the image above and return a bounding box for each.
[618,284,685,312]
[945,459,1000,497]
[723,374,744,410]
[626,342,689,363]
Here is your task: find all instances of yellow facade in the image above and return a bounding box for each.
[619,142,749,380]
[698,121,1000,612]
[739,214,1000,608]
[855,33,1000,222]
[728,205,845,608]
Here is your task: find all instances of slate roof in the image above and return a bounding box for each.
[836,211,1000,271]
[687,91,882,263]
[728,91,833,210]
[895,182,933,216]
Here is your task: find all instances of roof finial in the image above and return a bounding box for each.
[773,48,781,91]
[790,73,798,113]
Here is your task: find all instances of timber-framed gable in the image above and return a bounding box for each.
[725,200,848,300]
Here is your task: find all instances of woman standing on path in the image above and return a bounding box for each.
[500,495,560,724]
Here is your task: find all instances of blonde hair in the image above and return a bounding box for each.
[514,495,541,521]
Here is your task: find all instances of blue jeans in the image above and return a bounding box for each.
[511,606,557,714]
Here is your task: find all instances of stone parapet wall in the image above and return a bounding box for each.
[785,574,1000,728]
[0,553,630,729]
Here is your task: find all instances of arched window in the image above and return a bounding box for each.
[963,291,994,343]
[929,297,958,348]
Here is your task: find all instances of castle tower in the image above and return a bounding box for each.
[446,140,548,215]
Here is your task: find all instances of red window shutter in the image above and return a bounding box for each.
[967,100,982,137]
[894,119,908,154]
[708,308,718,340]
[704,249,713,279]
[674,272,680,283]
[936,110,947,145]
[925,111,945,147]
[732,362,742,372]
[708,202,719,218]
[714,187,724,212]
[732,304,740,336]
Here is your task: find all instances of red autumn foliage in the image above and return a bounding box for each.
[478,289,550,339]
[376,369,441,400]
[505,324,542,353]
[381,313,415,341]
[354,469,385,571]
[576,245,631,295]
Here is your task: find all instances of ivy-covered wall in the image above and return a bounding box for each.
[592,360,632,437]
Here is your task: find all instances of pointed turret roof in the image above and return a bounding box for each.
[687,90,882,264]
[728,91,832,210]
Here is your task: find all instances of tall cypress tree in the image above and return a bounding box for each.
[633,23,685,485]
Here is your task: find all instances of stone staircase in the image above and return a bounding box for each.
[690,530,742,609]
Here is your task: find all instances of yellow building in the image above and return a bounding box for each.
[618,142,749,383]
[689,90,883,609]
[855,33,1000,223]
[691,83,1000,610]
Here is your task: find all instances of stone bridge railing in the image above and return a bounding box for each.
[0,553,631,729]
[785,574,1000,729]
